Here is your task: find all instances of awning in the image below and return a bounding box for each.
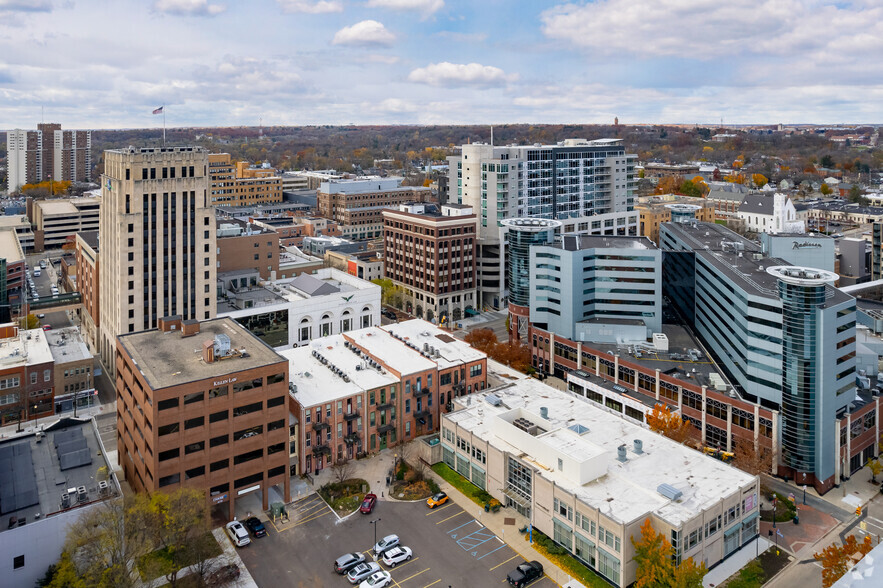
[502,487,531,509]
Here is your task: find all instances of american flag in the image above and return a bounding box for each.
[152,106,163,115]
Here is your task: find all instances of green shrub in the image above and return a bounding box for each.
[428,479,440,494]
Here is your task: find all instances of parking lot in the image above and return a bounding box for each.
[236,494,556,588]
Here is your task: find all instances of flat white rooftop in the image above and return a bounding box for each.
[346,326,436,376]
[0,326,53,368]
[45,327,92,364]
[382,320,486,370]
[447,380,756,527]
[0,230,24,263]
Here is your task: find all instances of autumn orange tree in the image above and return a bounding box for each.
[632,518,706,588]
[647,404,694,444]
[751,173,769,188]
[463,328,498,355]
[463,329,531,373]
[814,534,873,587]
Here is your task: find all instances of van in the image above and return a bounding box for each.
[34,269,41,277]
[39,260,47,269]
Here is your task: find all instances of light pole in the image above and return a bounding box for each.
[803,484,807,505]
[33,404,39,429]
[370,518,381,553]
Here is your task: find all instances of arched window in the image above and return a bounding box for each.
[320,313,332,337]
[341,309,353,333]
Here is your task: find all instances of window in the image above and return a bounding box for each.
[185,441,205,454]
[158,398,179,411]
[158,423,179,436]
[159,448,179,462]
[210,459,229,472]
[185,466,205,480]
[13,555,24,570]
[183,392,204,405]
[554,498,573,521]
[158,473,180,487]
[234,449,264,465]
[209,385,228,399]
[210,410,228,423]
[470,364,482,377]
[184,416,204,430]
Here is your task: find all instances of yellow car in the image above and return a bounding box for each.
[426,492,449,508]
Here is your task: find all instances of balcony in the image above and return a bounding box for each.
[413,409,432,420]
[413,387,431,398]
[377,401,394,411]
[344,432,361,445]
[312,421,330,432]
[311,443,332,457]
[343,410,360,421]
[377,423,396,434]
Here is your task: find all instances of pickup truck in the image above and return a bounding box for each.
[507,561,543,587]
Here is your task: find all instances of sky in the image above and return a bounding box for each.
[0,0,881,129]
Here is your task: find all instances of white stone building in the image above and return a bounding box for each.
[737,193,804,234]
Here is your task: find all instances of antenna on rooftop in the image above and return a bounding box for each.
[490,125,494,147]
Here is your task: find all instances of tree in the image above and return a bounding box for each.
[820,183,832,195]
[647,404,694,444]
[631,518,706,588]
[464,328,498,355]
[732,437,773,476]
[22,313,40,329]
[867,458,883,484]
[136,488,211,588]
[493,340,531,373]
[814,534,873,587]
[751,173,769,188]
[371,278,404,308]
[331,458,354,484]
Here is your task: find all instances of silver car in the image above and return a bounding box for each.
[347,562,381,584]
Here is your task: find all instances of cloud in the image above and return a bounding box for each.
[153,0,226,17]
[408,62,516,88]
[357,53,401,64]
[332,20,395,46]
[434,30,486,43]
[277,0,343,13]
[0,0,52,11]
[366,0,444,14]
[369,98,418,113]
[541,0,883,61]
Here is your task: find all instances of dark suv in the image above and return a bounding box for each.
[507,561,543,587]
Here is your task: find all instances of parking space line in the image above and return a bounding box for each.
[477,542,507,560]
[437,511,469,525]
[396,567,430,585]
[425,503,455,516]
[421,580,441,588]
[384,557,420,572]
[489,554,519,571]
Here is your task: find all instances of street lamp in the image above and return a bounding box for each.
[33,404,39,429]
[370,518,381,555]
[803,484,807,505]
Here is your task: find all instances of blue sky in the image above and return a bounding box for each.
[0,0,880,129]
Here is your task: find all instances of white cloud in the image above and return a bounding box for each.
[357,53,401,64]
[153,0,226,17]
[277,0,343,14]
[370,98,418,113]
[0,1,52,11]
[408,62,516,88]
[434,30,486,43]
[541,0,883,60]
[332,20,395,46]
[366,0,444,14]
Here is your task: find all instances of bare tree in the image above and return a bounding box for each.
[331,458,354,484]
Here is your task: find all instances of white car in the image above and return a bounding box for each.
[225,520,251,547]
[347,562,381,584]
[359,571,392,588]
[381,546,412,567]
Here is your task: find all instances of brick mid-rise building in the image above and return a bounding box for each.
[217,217,280,280]
[318,177,432,240]
[115,317,290,518]
[382,203,477,323]
[208,153,282,207]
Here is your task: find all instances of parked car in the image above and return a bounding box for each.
[36,314,45,319]
[372,534,399,557]
[225,521,251,548]
[346,562,381,584]
[42,325,52,331]
[359,571,392,588]
[426,492,449,509]
[334,552,367,574]
[507,561,543,587]
[382,310,397,320]
[360,493,377,514]
[243,516,267,538]
[381,546,412,567]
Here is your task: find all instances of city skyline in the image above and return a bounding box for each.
[0,0,881,129]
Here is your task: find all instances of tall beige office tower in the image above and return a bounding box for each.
[98,147,217,375]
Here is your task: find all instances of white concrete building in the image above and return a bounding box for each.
[441,376,759,587]
[33,197,100,248]
[217,267,381,350]
[737,193,804,234]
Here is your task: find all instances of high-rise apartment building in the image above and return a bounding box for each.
[6,124,92,193]
[382,203,478,323]
[448,139,638,309]
[98,147,216,375]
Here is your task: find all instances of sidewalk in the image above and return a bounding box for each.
[140,528,257,588]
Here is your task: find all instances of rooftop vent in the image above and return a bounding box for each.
[657,483,683,501]
[214,334,231,357]
[616,444,628,462]
[633,439,643,454]
[485,393,502,406]
[540,406,549,419]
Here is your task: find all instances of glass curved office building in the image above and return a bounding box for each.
[502,218,561,308]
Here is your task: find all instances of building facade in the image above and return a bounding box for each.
[74,231,99,354]
[529,234,662,343]
[208,153,282,207]
[217,218,280,280]
[440,381,759,588]
[636,196,717,245]
[32,197,100,249]
[0,324,55,426]
[660,221,855,491]
[46,327,94,414]
[0,229,25,316]
[317,177,432,241]
[502,218,560,341]
[98,147,217,376]
[382,203,478,323]
[284,319,488,475]
[115,317,290,518]
[6,124,92,193]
